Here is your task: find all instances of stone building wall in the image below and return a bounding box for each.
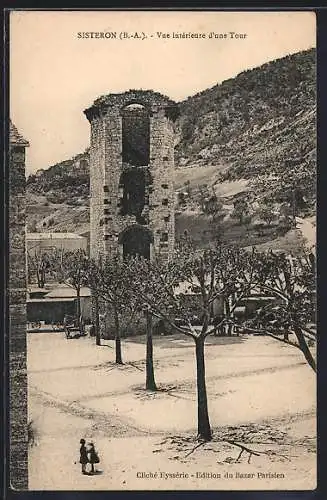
[89,116,105,259]
[85,90,178,262]
[9,121,29,490]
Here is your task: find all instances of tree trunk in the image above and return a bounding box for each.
[41,269,46,288]
[294,325,316,372]
[195,336,212,441]
[94,296,101,346]
[36,269,40,288]
[224,299,232,336]
[37,268,45,288]
[76,288,81,324]
[114,308,123,364]
[145,310,157,391]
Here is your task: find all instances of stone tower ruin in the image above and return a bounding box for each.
[84,90,179,262]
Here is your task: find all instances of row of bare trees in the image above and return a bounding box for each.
[87,242,315,442]
[28,243,316,442]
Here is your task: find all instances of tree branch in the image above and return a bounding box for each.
[225,440,261,463]
[265,331,300,349]
[184,440,207,458]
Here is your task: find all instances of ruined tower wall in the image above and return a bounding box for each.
[85,90,178,262]
[149,109,175,260]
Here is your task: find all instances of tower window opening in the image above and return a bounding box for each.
[122,103,150,166]
[119,169,146,223]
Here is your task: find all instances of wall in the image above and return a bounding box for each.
[26,235,88,254]
[27,300,75,323]
[9,129,29,489]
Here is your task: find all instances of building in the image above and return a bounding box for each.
[26,232,88,255]
[27,286,92,324]
[9,120,29,489]
[84,89,179,262]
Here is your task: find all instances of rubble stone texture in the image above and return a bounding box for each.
[9,121,29,489]
[84,90,179,262]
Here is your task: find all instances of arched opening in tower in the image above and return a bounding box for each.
[119,226,153,260]
[120,103,150,222]
[122,103,150,166]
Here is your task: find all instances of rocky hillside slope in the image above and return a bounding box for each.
[176,48,315,207]
[26,48,316,246]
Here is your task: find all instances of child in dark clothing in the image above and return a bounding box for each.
[88,442,100,474]
[79,439,88,474]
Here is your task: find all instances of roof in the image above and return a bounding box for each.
[28,287,50,294]
[92,89,176,108]
[85,90,179,122]
[9,120,29,146]
[240,296,277,302]
[46,286,91,298]
[27,298,75,303]
[27,232,86,240]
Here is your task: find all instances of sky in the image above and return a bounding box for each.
[10,10,316,174]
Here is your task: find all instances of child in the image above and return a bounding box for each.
[79,439,88,474]
[87,442,100,474]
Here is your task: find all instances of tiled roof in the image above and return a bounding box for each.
[27,232,85,240]
[9,120,29,146]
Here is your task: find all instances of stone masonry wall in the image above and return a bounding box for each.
[89,116,105,259]
[9,143,28,490]
[149,109,175,260]
[85,90,178,262]
[103,110,123,256]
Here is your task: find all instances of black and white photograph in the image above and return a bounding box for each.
[8,10,316,491]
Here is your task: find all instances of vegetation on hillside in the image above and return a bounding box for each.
[176,48,315,211]
[27,150,90,205]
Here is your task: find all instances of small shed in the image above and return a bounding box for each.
[27,298,76,323]
[46,286,92,321]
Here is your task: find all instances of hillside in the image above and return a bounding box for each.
[176,48,315,207]
[26,48,316,249]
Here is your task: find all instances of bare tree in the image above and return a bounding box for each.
[129,243,265,441]
[27,250,52,288]
[89,255,140,364]
[247,250,316,371]
[59,249,89,323]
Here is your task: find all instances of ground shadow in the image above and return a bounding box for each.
[125,333,247,348]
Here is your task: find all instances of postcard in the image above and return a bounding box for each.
[8,9,316,491]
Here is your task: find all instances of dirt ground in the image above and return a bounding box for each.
[27,332,316,490]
